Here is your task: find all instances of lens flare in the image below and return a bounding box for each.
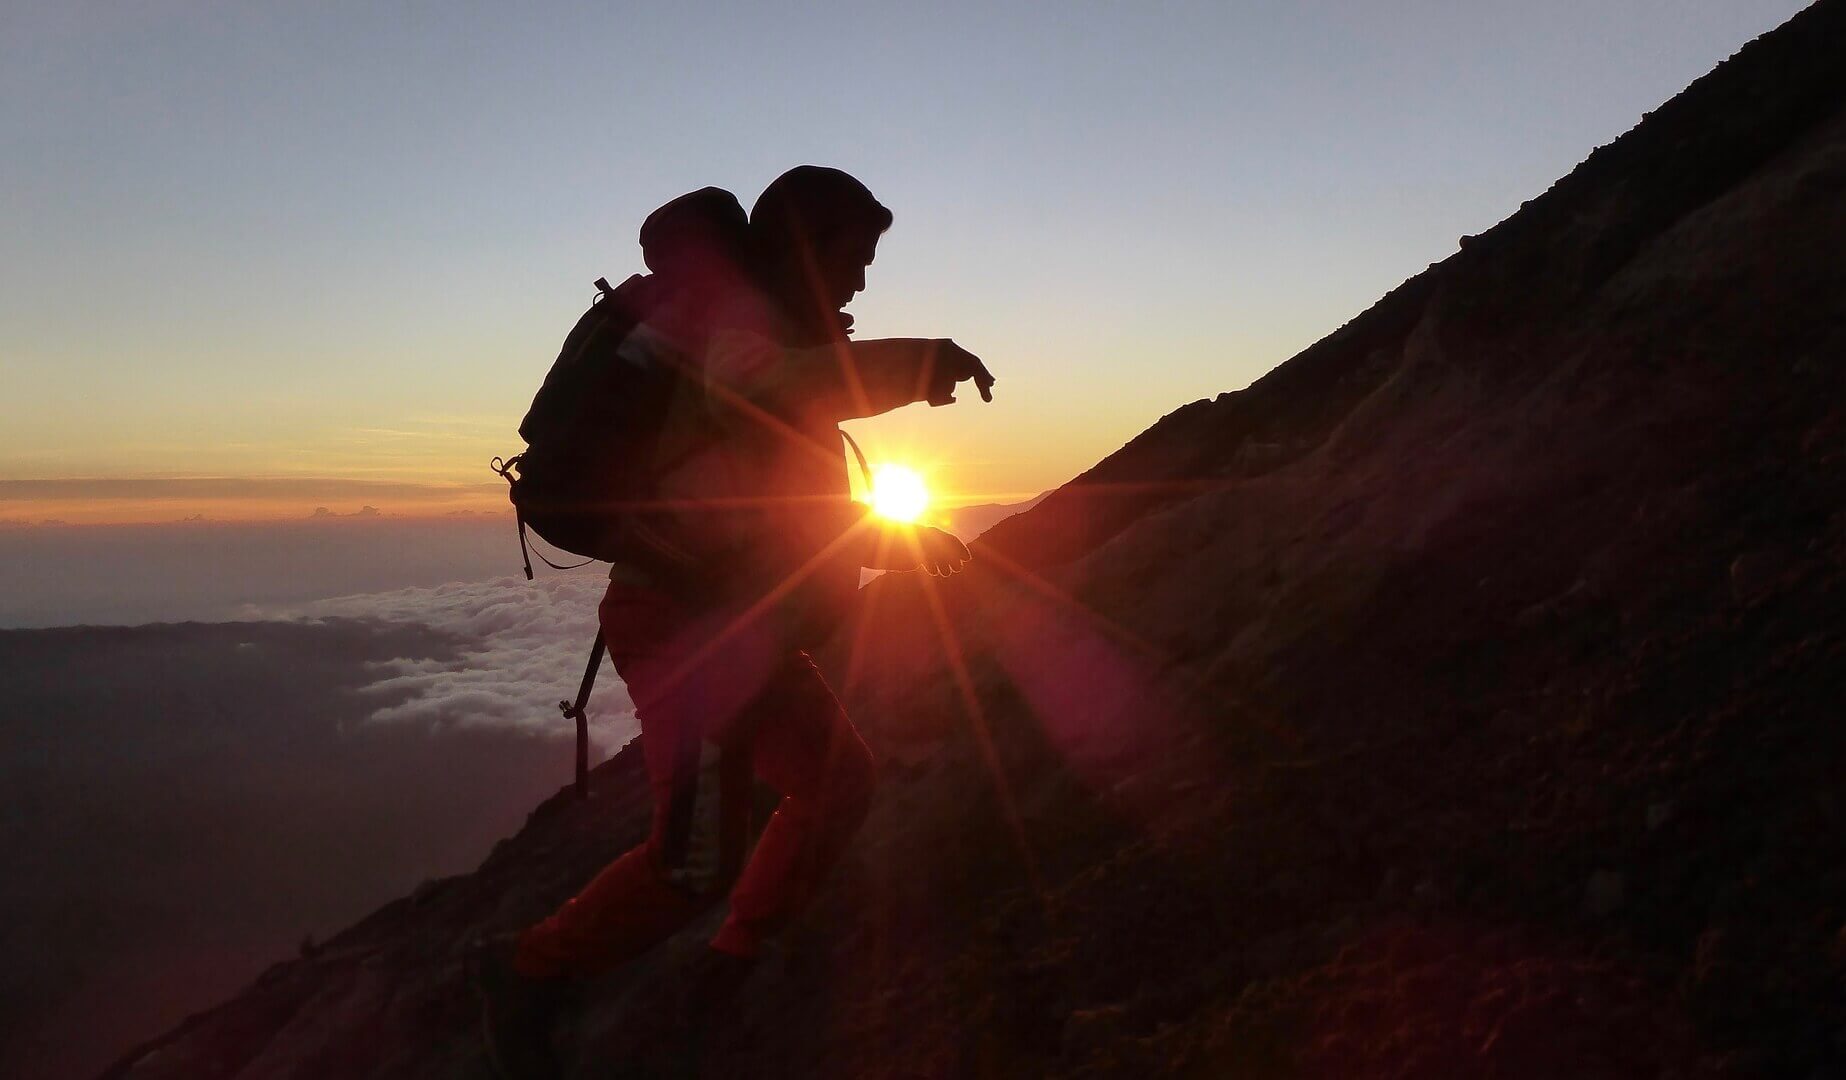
[868,464,930,523]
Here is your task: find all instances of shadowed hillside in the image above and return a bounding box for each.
[103,3,1846,1076]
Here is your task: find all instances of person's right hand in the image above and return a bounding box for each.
[913,525,972,576]
[927,341,996,406]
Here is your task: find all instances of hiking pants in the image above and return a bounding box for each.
[514,580,876,977]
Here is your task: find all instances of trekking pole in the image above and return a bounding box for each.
[559,630,607,799]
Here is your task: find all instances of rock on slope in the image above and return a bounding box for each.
[107,4,1846,1076]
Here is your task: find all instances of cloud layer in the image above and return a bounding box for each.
[290,574,636,749]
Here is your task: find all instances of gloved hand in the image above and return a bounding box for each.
[925,341,996,406]
[912,525,972,576]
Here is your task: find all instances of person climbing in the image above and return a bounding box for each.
[472,166,994,1078]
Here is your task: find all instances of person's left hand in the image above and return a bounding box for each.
[926,341,995,406]
[913,526,972,576]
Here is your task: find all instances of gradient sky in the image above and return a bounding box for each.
[0,1,1811,523]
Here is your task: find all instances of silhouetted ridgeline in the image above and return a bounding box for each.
[106,3,1846,1075]
[980,0,1845,575]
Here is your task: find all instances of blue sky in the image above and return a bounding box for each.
[0,0,1811,521]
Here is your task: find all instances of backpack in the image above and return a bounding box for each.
[492,275,690,578]
[495,188,756,579]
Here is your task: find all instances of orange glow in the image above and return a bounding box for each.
[866,464,930,523]
[0,478,508,526]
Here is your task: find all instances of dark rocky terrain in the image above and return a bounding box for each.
[102,3,1846,1075]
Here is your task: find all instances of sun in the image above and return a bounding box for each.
[868,463,930,523]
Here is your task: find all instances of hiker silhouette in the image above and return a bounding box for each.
[474,166,994,1077]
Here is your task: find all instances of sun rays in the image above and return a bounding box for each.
[638,326,1245,912]
[866,463,931,524]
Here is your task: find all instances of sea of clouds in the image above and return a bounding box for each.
[285,573,639,751]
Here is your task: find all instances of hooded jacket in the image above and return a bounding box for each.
[626,282,952,643]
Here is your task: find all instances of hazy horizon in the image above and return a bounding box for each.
[0,489,1044,630]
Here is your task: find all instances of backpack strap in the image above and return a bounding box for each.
[491,453,595,579]
[840,429,874,493]
[558,631,606,799]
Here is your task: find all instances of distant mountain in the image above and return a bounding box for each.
[105,4,1846,1077]
[942,491,1049,541]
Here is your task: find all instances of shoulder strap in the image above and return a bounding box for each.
[840,429,874,493]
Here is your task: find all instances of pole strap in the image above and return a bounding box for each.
[558,630,606,798]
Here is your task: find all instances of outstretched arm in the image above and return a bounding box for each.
[706,331,994,422]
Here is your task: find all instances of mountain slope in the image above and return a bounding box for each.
[107,3,1846,1076]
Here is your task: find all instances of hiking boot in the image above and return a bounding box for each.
[468,935,565,1080]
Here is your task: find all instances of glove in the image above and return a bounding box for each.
[912,525,972,576]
